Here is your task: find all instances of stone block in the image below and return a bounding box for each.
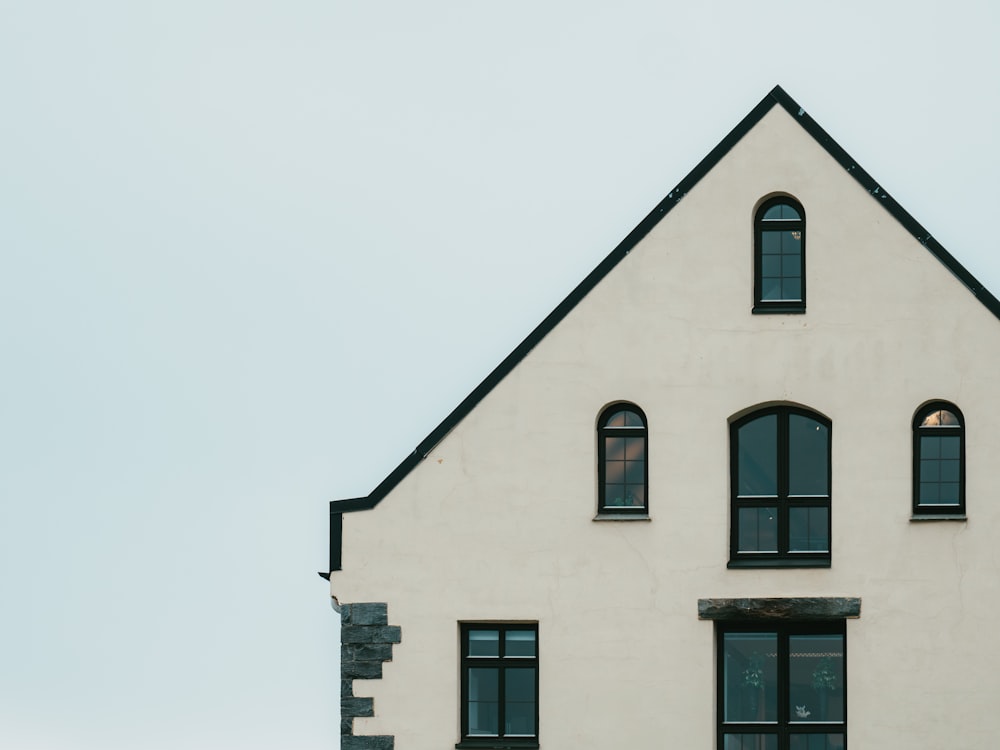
[342,625,402,645]
[342,736,394,750]
[697,596,862,620]
[344,603,388,626]
[343,660,383,680]
[341,696,374,718]
[343,643,393,662]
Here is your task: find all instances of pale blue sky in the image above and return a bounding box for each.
[2,2,998,748]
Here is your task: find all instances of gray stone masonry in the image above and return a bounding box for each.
[698,596,862,620]
[340,602,400,750]
[342,737,394,750]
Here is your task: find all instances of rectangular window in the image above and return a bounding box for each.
[718,622,845,750]
[459,624,538,749]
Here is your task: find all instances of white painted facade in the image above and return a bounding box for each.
[329,91,1000,749]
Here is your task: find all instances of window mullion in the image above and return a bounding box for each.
[778,412,790,555]
[777,630,790,750]
[497,656,506,738]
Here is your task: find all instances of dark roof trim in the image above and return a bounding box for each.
[330,85,1000,519]
[768,87,1000,315]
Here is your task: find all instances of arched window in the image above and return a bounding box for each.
[597,404,648,516]
[754,197,805,313]
[913,402,965,517]
[730,405,830,566]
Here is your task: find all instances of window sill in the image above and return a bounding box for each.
[456,740,539,749]
[728,558,831,569]
[910,514,967,522]
[752,304,805,314]
[593,513,650,522]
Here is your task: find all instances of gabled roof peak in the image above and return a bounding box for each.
[323,86,1000,572]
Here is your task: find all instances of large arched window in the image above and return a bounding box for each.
[754,197,805,314]
[913,402,965,517]
[730,405,830,566]
[597,404,648,516]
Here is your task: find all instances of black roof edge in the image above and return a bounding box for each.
[768,86,1000,314]
[329,84,1000,518]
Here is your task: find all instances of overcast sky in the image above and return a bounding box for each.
[2,2,998,749]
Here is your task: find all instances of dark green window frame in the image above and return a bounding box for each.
[717,621,846,750]
[458,624,539,749]
[912,401,965,518]
[729,406,831,568]
[597,403,648,516]
[754,197,806,314]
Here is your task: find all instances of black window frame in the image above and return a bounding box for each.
[729,406,831,568]
[458,623,539,749]
[753,196,806,314]
[596,403,649,517]
[912,401,966,518]
[716,620,847,750]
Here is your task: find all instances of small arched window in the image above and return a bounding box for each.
[729,405,830,566]
[754,197,805,314]
[913,402,965,517]
[597,404,648,516]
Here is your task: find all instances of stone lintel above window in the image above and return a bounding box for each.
[698,596,861,621]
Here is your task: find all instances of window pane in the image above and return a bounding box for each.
[605,408,643,428]
[504,668,536,735]
[604,433,645,508]
[606,460,626,484]
[763,203,801,221]
[605,436,626,461]
[762,231,783,254]
[918,431,961,506]
[921,409,958,427]
[788,635,844,723]
[625,460,644,483]
[780,278,801,300]
[790,734,845,750]
[605,410,626,427]
[921,435,941,458]
[624,484,645,507]
[604,484,624,507]
[783,255,802,277]
[467,667,499,735]
[738,507,778,552]
[723,633,778,723]
[789,416,829,495]
[468,630,499,657]
[789,507,829,552]
[738,415,777,495]
[940,435,960,459]
[504,630,536,657]
[779,231,801,255]
[940,459,960,482]
[761,278,782,301]
[624,436,645,461]
[938,482,961,505]
[724,735,778,750]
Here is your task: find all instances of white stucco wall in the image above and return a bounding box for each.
[332,105,1000,748]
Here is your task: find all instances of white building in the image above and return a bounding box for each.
[322,86,1000,750]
